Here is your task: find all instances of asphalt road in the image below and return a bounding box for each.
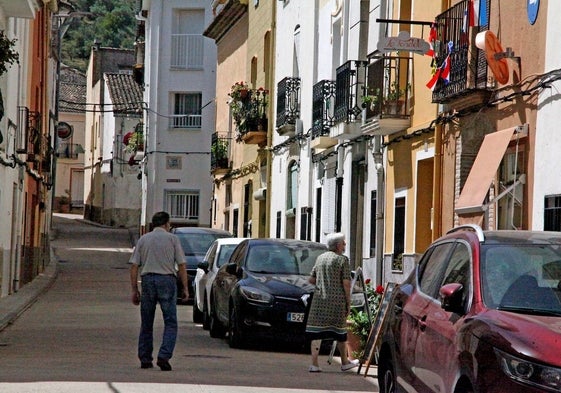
[0,214,379,392]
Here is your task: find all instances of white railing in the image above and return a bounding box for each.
[169,114,202,129]
[171,34,204,69]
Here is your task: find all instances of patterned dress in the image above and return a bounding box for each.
[305,251,351,342]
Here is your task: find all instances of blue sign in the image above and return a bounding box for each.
[527,0,539,25]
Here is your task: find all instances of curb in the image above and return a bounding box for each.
[0,249,58,332]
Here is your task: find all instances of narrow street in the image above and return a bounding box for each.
[0,214,379,392]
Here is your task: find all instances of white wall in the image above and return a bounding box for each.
[142,0,216,228]
[532,1,561,230]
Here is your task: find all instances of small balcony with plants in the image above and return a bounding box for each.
[361,55,412,136]
[431,0,491,108]
[229,81,269,146]
[211,132,231,174]
[276,76,301,137]
[332,60,368,139]
[310,79,337,151]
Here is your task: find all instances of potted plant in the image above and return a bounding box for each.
[228,82,269,142]
[361,87,381,111]
[211,138,229,168]
[124,130,144,153]
[384,81,410,115]
[346,279,385,359]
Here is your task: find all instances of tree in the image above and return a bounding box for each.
[61,0,137,72]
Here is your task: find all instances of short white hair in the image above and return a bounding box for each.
[326,232,345,251]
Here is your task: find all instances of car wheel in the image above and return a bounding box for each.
[209,301,226,338]
[202,294,210,330]
[378,353,397,393]
[228,304,245,349]
[192,302,203,324]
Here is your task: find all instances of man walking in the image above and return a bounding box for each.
[130,211,188,371]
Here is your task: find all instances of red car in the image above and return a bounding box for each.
[377,224,561,393]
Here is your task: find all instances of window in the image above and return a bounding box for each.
[287,161,298,210]
[171,9,204,69]
[544,195,561,231]
[441,243,471,309]
[393,196,406,271]
[166,190,199,221]
[497,147,525,229]
[418,243,454,299]
[171,93,202,128]
[370,190,377,256]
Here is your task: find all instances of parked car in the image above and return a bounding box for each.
[208,238,327,348]
[377,224,561,393]
[193,237,247,325]
[171,227,232,304]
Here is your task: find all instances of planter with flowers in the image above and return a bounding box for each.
[346,279,385,359]
[123,128,144,166]
[229,82,269,145]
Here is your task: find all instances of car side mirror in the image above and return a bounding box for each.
[225,262,239,276]
[440,283,465,314]
[197,261,209,273]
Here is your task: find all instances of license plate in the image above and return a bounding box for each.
[287,312,305,322]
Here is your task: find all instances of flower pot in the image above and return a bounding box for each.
[346,320,362,360]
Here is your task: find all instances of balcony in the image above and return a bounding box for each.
[431,0,491,107]
[169,114,202,129]
[211,132,231,174]
[170,34,204,69]
[57,142,85,160]
[204,0,247,42]
[310,80,337,151]
[230,85,268,146]
[332,60,368,139]
[276,77,301,137]
[361,55,412,136]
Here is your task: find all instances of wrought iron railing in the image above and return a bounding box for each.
[211,132,231,171]
[364,55,412,119]
[276,76,301,130]
[334,60,368,124]
[57,142,83,159]
[311,80,336,139]
[431,0,489,103]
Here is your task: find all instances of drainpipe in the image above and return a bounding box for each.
[374,136,385,286]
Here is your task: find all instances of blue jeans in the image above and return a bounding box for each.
[138,274,178,363]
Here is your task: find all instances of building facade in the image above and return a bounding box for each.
[139,0,217,233]
[205,0,273,238]
[0,0,57,296]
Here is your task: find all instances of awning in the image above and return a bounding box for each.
[455,126,518,215]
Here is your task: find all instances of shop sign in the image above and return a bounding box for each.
[377,31,430,55]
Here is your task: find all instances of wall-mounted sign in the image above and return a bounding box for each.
[527,0,539,25]
[377,31,430,55]
[56,122,73,140]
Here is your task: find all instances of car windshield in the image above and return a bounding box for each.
[246,244,326,275]
[481,244,561,314]
[176,233,229,256]
[216,244,238,267]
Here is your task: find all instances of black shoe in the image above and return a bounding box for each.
[141,362,153,369]
[157,358,172,371]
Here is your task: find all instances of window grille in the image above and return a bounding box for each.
[166,190,199,221]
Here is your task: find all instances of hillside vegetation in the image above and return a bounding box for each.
[62,0,137,72]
